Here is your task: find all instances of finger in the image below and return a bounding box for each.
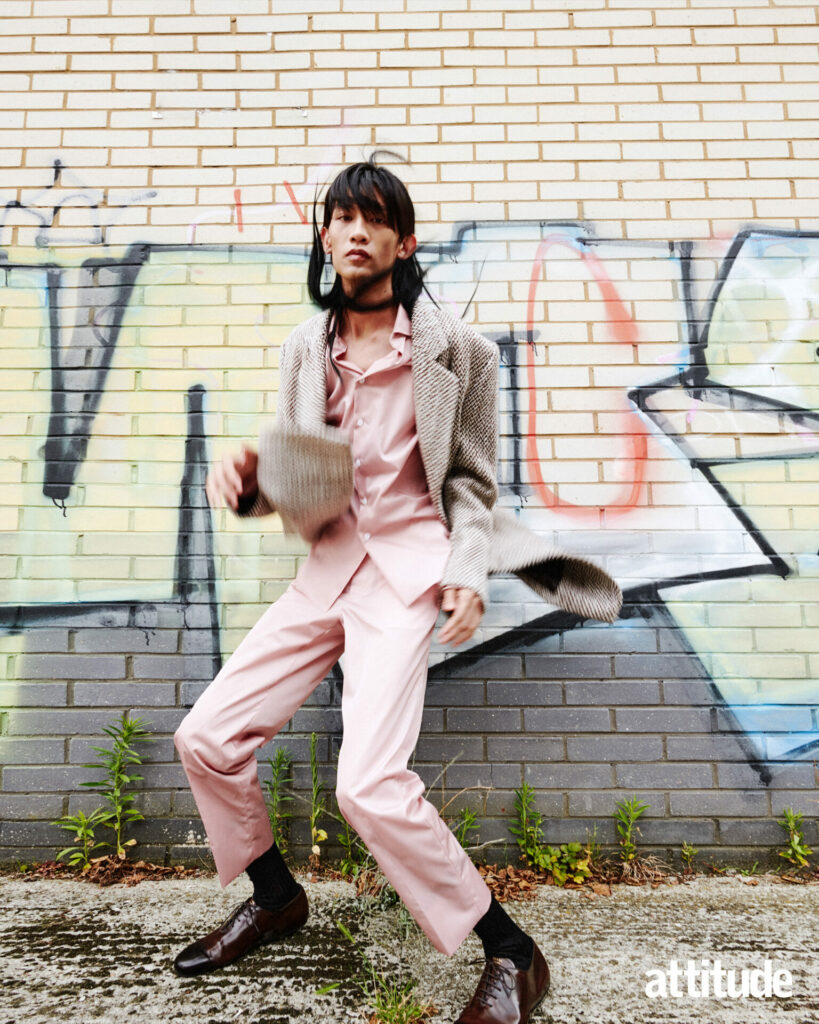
[214,466,239,510]
[223,454,243,493]
[205,473,223,509]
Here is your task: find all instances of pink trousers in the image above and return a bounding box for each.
[173,552,492,956]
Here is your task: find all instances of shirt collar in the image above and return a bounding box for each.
[330,303,412,358]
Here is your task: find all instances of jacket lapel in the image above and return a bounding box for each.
[298,302,460,524]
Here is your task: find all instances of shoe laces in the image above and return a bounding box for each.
[467,956,517,1007]
[220,897,261,936]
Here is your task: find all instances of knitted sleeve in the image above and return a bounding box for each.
[234,335,297,519]
[438,340,500,611]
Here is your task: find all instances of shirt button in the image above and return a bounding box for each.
[356,418,364,427]
[363,532,371,541]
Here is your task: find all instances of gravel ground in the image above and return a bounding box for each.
[0,871,817,1024]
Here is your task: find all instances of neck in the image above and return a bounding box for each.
[337,273,399,341]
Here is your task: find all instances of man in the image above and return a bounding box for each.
[172,159,552,1024]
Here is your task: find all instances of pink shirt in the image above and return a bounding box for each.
[292,303,452,611]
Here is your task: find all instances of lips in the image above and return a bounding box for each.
[347,249,369,258]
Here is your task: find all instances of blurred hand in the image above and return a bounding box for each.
[437,586,484,647]
[205,445,259,511]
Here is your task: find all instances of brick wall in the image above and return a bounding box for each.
[1,0,818,870]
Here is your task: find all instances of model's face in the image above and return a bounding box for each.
[320,194,416,297]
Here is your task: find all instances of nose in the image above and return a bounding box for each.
[350,214,369,241]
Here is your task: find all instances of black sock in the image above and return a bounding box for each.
[245,840,301,911]
[472,894,535,970]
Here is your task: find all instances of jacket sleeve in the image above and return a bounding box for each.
[439,341,500,611]
[234,334,296,519]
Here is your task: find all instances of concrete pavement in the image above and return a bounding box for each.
[0,871,817,1023]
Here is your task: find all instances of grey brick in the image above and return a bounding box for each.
[718,762,815,789]
[17,654,126,681]
[437,654,522,680]
[0,793,64,819]
[74,628,178,653]
[770,792,819,817]
[568,735,664,761]
[20,629,70,653]
[670,791,770,817]
[425,681,485,706]
[0,682,67,707]
[7,709,140,735]
[659,628,695,653]
[69,736,174,764]
[445,762,522,791]
[638,818,717,844]
[615,708,713,732]
[565,680,660,705]
[524,764,613,788]
[447,708,522,732]
[663,680,720,704]
[303,680,333,706]
[524,707,610,732]
[2,766,94,792]
[616,763,714,789]
[486,681,562,705]
[486,736,564,761]
[0,846,61,866]
[562,626,657,653]
[125,708,189,732]
[569,790,662,817]
[137,764,191,788]
[67,788,172,818]
[715,706,814,733]
[179,630,217,654]
[168,845,213,865]
[483,789,528,817]
[0,821,63,845]
[718,819,783,845]
[180,681,208,706]
[73,682,177,706]
[132,654,216,680]
[170,790,200,816]
[666,735,747,761]
[613,654,704,678]
[525,655,611,679]
[420,709,443,732]
[257,735,320,764]
[0,738,64,765]
[290,708,342,733]
[539,817,617,844]
[414,736,484,762]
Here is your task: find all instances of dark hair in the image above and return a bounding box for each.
[306,152,439,382]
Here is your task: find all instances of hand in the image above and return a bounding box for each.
[437,586,484,647]
[205,445,259,511]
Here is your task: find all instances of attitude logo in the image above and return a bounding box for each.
[645,959,793,999]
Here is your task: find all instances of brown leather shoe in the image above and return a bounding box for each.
[173,886,308,977]
[455,942,550,1023]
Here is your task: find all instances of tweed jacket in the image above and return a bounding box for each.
[239,302,622,623]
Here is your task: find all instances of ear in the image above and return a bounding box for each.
[396,233,417,260]
[320,225,330,253]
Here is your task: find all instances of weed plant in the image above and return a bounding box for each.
[776,807,814,870]
[309,731,329,862]
[613,795,648,863]
[509,782,592,884]
[51,711,153,864]
[52,808,111,870]
[262,747,294,857]
[318,919,435,1024]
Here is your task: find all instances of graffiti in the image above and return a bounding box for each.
[1,183,818,793]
